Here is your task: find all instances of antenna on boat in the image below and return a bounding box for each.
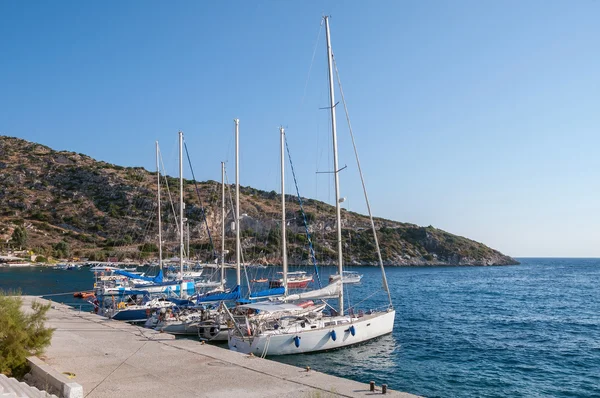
[324,15,345,315]
[280,126,288,297]
[234,119,241,289]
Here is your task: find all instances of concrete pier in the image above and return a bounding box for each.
[22,297,417,398]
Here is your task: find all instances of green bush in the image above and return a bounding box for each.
[0,292,54,378]
[53,240,70,258]
[139,243,158,253]
[11,226,28,248]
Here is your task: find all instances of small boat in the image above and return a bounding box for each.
[145,306,227,339]
[5,262,32,267]
[268,271,313,289]
[248,264,268,269]
[329,271,363,284]
[102,294,175,323]
[90,265,121,272]
[61,263,82,270]
[73,291,95,299]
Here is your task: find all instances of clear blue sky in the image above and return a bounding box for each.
[1,1,599,257]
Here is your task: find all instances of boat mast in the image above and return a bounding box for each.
[234,119,241,288]
[179,131,185,297]
[156,141,163,271]
[280,127,288,296]
[221,161,226,288]
[325,16,344,315]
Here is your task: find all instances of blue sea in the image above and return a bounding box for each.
[1,258,599,397]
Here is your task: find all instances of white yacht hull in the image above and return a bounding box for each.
[229,309,395,356]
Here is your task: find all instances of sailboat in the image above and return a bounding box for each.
[98,141,181,320]
[328,270,363,284]
[228,17,395,355]
[145,121,243,339]
[96,139,199,299]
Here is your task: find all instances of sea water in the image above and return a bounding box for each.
[1,258,598,397]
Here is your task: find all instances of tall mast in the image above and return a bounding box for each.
[324,16,344,315]
[220,161,226,288]
[179,131,185,297]
[234,119,241,288]
[156,141,163,271]
[280,127,288,296]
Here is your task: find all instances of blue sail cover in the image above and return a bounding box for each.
[249,286,285,299]
[114,269,163,283]
[196,285,241,303]
[168,298,197,307]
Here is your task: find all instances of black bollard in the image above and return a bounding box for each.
[382,384,387,394]
[370,381,375,392]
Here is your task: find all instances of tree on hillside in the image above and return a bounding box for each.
[11,226,27,249]
[0,292,54,378]
[53,241,70,259]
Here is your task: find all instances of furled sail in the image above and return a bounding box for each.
[113,269,163,283]
[196,285,241,303]
[249,286,285,299]
[278,280,341,302]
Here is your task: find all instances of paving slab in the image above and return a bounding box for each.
[21,296,418,398]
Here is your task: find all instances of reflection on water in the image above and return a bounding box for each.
[273,332,398,377]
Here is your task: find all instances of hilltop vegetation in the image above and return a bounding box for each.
[0,136,517,266]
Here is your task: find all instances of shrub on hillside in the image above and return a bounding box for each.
[0,292,54,378]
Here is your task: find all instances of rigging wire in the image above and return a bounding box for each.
[159,151,180,236]
[284,134,322,289]
[332,54,393,308]
[300,19,325,108]
[107,167,159,264]
[183,142,216,259]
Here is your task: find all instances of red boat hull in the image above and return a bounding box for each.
[268,278,312,289]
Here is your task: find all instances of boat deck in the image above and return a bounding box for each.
[21,296,417,398]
